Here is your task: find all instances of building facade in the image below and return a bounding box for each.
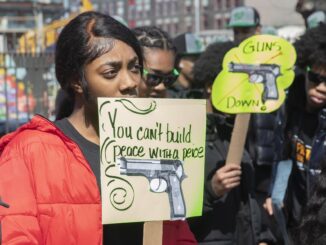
[103,0,244,42]
[0,0,85,52]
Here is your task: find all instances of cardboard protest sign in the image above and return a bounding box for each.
[212,34,296,114]
[98,98,206,224]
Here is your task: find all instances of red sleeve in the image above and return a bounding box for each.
[163,220,197,245]
[0,144,42,244]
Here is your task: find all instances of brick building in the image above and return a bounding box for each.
[101,0,244,43]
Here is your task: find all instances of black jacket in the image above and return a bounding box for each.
[278,70,326,227]
[246,108,287,194]
[285,107,326,227]
[188,113,261,245]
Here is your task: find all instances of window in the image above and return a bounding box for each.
[136,0,143,13]
[216,18,222,29]
[186,5,192,14]
[162,24,167,32]
[185,0,193,15]
[167,23,171,34]
[185,0,192,6]
[136,20,143,26]
[145,2,151,11]
[156,2,161,16]
[203,14,209,29]
[166,2,170,15]
[171,1,178,14]
[142,9,147,18]
[215,0,222,10]
[224,18,230,28]
[163,2,168,16]
[117,6,124,16]
[175,23,179,33]
[128,5,136,19]
[185,16,192,26]
[226,0,232,9]
[170,23,174,34]
[144,20,151,26]
[202,0,209,7]
[108,2,114,15]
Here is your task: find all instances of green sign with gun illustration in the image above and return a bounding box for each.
[212,34,296,113]
[98,98,206,224]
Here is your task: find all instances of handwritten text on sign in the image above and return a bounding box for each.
[98,98,206,224]
[212,35,296,113]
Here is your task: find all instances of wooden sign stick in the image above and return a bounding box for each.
[143,221,163,245]
[225,113,251,165]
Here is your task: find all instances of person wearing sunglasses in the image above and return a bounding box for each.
[101,25,196,245]
[305,66,326,109]
[167,33,204,99]
[143,67,179,90]
[263,23,326,244]
[133,26,179,98]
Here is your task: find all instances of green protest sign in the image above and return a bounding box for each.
[98,98,206,224]
[212,35,296,113]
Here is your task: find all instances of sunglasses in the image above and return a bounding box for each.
[307,67,326,85]
[143,68,179,87]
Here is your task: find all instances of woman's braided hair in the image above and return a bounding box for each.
[133,26,176,52]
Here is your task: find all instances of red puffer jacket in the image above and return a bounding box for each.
[0,115,196,245]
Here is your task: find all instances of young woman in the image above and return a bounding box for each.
[0,12,195,245]
[133,26,179,99]
[102,25,196,245]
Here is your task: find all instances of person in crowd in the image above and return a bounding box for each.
[266,23,326,241]
[228,6,261,44]
[0,11,196,245]
[228,6,282,244]
[167,32,203,98]
[102,25,197,245]
[285,22,326,227]
[133,26,179,98]
[187,41,268,245]
[306,10,326,29]
[295,0,326,29]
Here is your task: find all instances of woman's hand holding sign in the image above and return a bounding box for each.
[211,164,242,197]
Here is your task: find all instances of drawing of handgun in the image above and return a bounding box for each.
[117,157,186,219]
[228,62,281,103]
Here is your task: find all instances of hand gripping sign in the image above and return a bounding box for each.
[212,34,296,114]
[210,35,296,165]
[210,34,296,164]
[211,35,296,245]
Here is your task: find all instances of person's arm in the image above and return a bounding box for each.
[0,145,42,244]
[204,138,242,208]
[263,161,278,215]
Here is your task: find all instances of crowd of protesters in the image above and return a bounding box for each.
[0,3,326,245]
